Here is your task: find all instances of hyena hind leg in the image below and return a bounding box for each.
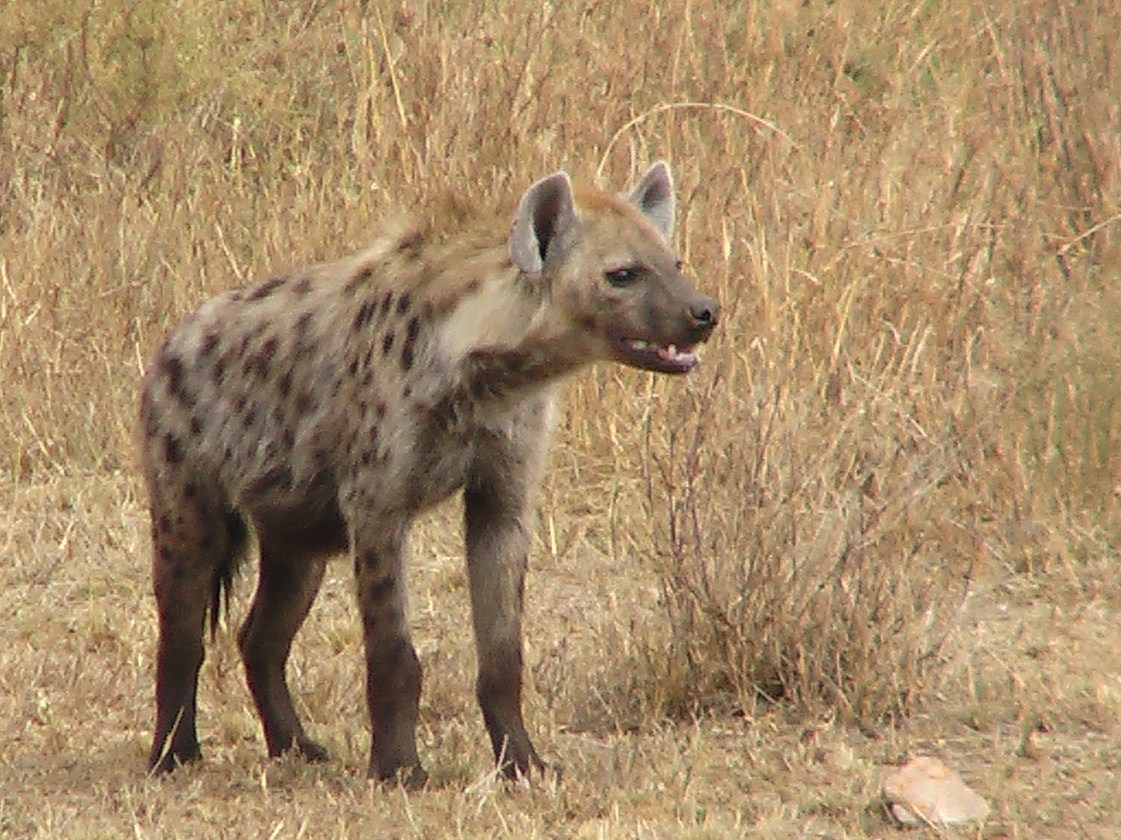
[237,526,330,762]
[148,492,247,774]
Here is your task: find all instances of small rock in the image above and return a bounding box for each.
[882,756,990,826]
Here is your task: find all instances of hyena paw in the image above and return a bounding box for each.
[374,763,430,790]
[295,737,330,763]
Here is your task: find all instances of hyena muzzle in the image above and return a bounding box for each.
[139,161,718,785]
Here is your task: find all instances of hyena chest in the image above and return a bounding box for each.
[389,404,484,511]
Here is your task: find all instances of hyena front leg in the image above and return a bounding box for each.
[350,518,427,787]
[237,527,329,762]
[464,415,552,778]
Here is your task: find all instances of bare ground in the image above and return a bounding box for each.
[2,473,1118,838]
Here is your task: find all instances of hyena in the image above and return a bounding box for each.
[139,161,719,785]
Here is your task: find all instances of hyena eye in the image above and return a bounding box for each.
[605,267,640,287]
[674,259,684,271]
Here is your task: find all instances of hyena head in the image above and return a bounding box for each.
[509,161,719,374]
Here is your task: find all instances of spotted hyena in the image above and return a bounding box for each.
[139,161,719,784]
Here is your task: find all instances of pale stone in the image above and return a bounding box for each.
[882,756,990,826]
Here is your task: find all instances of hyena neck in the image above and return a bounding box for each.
[462,343,581,403]
[439,268,586,402]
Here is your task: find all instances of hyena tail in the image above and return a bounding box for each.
[209,507,249,639]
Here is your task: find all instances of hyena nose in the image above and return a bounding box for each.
[687,295,720,337]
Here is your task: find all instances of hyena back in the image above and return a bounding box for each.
[139,162,719,784]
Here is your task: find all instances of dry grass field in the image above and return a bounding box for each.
[3,0,1120,836]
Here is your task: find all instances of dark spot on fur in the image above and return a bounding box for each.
[380,291,394,315]
[247,276,285,301]
[400,316,420,371]
[200,332,221,358]
[365,575,396,601]
[184,482,197,500]
[346,263,376,295]
[163,433,182,465]
[349,356,360,376]
[242,407,257,428]
[294,390,313,416]
[139,391,158,439]
[360,448,374,465]
[189,415,202,436]
[402,385,412,398]
[160,353,190,406]
[282,428,295,450]
[465,279,481,294]
[382,330,396,355]
[293,276,313,296]
[244,338,274,379]
[396,229,424,256]
[353,300,376,332]
[396,293,412,315]
[278,371,293,398]
[234,395,247,415]
[213,350,231,383]
[296,311,314,334]
[158,515,172,535]
[375,401,386,419]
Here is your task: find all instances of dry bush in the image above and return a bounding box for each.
[1,0,1119,758]
[551,1,1121,724]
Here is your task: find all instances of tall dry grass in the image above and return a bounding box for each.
[2,0,1119,742]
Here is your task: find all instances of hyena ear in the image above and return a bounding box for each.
[628,160,675,240]
[510,171,576,275]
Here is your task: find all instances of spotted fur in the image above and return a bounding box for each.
[139,162,719,784]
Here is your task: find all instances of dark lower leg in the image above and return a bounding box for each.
[238,547,327,761]
[353,537,426,786]
[477,646,543,777]
[366,635,426,785]
[148,541,211,773]
[149,627,204,773]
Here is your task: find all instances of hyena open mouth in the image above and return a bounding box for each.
[612,336,700,374]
